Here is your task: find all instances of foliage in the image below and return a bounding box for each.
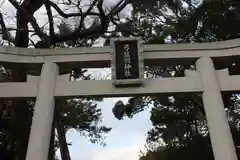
[0,0,133,159]
[111,0,240,160]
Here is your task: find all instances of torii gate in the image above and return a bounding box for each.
[1,37,240,160]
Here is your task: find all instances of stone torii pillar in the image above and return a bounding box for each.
[196,57,238,160]
[25,62,59,160]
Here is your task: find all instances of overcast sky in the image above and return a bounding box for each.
[66,95,152,160]
[1,1,153,160]
[63,68,152,160]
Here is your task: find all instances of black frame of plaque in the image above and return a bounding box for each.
[111,37,144,86]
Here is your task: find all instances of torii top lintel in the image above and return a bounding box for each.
[0,38,240,74]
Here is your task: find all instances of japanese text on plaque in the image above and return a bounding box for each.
[123,44,132,77]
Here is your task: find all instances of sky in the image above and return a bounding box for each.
[58,68,153,160]
[66,96,152,160]
[61,68,153,160]
[1,1,153,160]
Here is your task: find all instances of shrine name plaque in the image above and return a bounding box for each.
[111,37,144,86]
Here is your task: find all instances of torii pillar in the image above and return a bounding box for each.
[25,62,59,160]
[196,57,238,160]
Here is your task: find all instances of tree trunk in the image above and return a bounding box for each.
[15,0,47,47]
[55,100,71,160]
[48,110,56,160]
[56,118,71,160]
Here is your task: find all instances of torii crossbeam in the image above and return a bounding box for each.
[1,38,240,160]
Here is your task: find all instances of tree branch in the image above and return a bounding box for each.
[108,0,124,16]
[49,1,99,19]
[51,24,102,43]
[108,0,130,18]
[45,1,54,37]
[78,0,99,32]
[8,0,48,47]
[51,0,134,45]
[0,12,14,42]
[8,0,47,39]
[97,0,107,30]
[111,20,136,36]
[0,27,35,32]
[86,0,98,13]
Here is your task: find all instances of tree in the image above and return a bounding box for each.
[111,0,240,159]
[0,0,134,159]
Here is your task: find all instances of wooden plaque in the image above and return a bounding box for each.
[111,37,144,86]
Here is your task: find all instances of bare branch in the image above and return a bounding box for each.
[49,1,99,19]
[45,1,54,37]
[8,0,48,39]
[8,0,48,47]
[0,12,14,42]
[108,0,125,16]
[78,0,99,31]
[50,0,134,45]
[108,0,132,19]
[0,27,35,32]
[86,0,98,13]
[97,0,107,29]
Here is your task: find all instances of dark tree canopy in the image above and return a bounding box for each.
[0,0,135,160]
[2,0,240,160]
[111,0,240,160]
